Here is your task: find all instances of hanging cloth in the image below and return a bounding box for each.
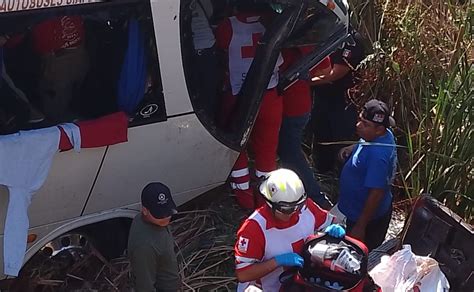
[117,19,148,115]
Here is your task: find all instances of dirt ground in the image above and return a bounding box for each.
[3,185,406,292]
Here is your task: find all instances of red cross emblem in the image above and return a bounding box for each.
[238,236,250,252]
[241,33,262,59]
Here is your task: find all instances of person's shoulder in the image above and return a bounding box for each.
[238,212,264,234]
[306,199,328,217]
[367,131,396,157]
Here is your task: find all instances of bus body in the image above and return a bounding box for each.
[0,0,350,278]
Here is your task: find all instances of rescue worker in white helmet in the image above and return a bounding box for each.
[234,168,345,291]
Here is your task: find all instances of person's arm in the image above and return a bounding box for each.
[235,219,303,283]
[338,144,355,163]
[310,63,351,85]
[129,245,159,292]
[236,253,303,282]
[350,148,391,241]
[349,188,385,241]
[236,258,279,282]
[309,56,331,78]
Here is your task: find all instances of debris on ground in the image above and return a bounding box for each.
[4,186,408,291]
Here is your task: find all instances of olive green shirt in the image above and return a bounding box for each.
[128,214,179,292]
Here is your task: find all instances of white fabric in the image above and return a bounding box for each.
[329,203,347,225]
[369,245,450,291]
[228,16,282,95]
[0,127,60,276]
[230,182,250,190]
[243,206,317,291]
[231,168,249,178]
[191,0,215,49]
[0,126,78,276]
[254,169,269,178]
[59,123,81,153]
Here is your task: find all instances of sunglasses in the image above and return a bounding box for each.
[269,195,307,215]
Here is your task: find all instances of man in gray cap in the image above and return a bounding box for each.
[128,182,180,292]
[336,99,397,251]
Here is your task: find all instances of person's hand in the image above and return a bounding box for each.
[349,223,366,241]
[338,145,355,163]
[274,253,304,268]
[324,224,346,238]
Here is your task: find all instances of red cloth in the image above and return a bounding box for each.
[232,89,282,174]
[281,48,331,117]
[59,112,129,151]
[31,16,85,55]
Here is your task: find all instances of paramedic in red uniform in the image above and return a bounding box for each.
[234,168,345,291]
[279,47,333,209]
[32,15,89,123]
[215,0,283,209]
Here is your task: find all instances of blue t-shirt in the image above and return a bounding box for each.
[339,129,397,222]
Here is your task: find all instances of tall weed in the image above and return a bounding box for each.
[349,0,473,220]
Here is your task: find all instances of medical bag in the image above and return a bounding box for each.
[280,233,378,291]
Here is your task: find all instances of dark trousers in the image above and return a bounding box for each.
[346,206,392,251]
[278,113,323,203]
[311,87,357,172]
[0,80,29,134]
[194,46,219,120]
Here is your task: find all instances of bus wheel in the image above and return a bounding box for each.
[10,233,99,292]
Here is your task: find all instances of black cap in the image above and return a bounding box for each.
[141,183,177,219]
[362,99,395,128]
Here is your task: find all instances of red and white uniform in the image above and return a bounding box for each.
[234,199,334,291]
[281,47,331,117]
[216,13,284,208]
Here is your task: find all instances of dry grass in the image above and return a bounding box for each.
[7,187,245,292]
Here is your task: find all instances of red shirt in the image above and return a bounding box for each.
[31,16,84,55]
[281,47,331,116]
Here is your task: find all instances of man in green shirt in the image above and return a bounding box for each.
[128,182,180,292]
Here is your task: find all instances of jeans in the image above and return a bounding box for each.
[278,113,323,203]
[346,205,393,251]
[312,87,357,172]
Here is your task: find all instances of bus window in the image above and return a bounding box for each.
[180,0,349,151]
[0,0,166,135]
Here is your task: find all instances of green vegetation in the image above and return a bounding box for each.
[349,0,473,221]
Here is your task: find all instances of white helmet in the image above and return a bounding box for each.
[259,169,306,205]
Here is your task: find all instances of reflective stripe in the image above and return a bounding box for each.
[231,168,250,178]
[231,182,250,190]
[236,262,253,269]
[235,255,258,263]
[255,170,269,178]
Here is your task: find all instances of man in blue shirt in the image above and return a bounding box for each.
[337,99,397,250]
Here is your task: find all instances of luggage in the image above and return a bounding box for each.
[401,195,474,291]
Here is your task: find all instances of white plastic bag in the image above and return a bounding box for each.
[369,244,450,291]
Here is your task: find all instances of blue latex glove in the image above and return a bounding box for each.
[274,253,304,267]
[325,224,346,238]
